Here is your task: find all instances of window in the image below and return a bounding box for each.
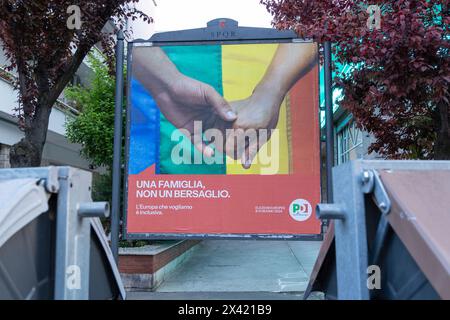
[0,144,11,169]
[336,121,363,165]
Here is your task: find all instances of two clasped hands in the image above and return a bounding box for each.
[133,44,317,169]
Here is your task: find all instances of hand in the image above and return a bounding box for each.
[152,73,237,157]
[133,47,237,157]
[223,43,318,169]
[226,86,284,169]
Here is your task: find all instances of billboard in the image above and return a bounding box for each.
[125,42,321,238]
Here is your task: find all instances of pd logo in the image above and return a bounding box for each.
[289,199,312,222]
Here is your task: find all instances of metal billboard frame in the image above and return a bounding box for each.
[119,18,326,242]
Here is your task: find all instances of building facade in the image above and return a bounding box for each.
[333,109,380,166]
[0,47,93,170]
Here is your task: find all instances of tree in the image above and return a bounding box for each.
[65,54,118,232]
[262,0,450,159]
[66,55,149,248]
[65,53,128,204]
[65,54,117,170]
[0,0,150,167]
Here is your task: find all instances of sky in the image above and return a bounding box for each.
[130,0,274,40]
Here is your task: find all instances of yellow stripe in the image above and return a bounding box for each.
[222,44,289,175]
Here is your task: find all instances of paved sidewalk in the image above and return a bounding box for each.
[127,240,322,299]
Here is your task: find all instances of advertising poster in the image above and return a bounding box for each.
[125,42,321,237]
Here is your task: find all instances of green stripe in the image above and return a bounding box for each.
[158,45,226,174]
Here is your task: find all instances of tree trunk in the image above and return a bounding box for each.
[434,101,450,160]
[9,102,52,168]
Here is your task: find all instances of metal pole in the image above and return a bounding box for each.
[111,30,125,262]
[324,41,334,203]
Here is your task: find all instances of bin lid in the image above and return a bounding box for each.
[306,169,450,299]
[379,170,450,299]
[304,222,335,298]
[0,179,49,248]
[91,218,127,300]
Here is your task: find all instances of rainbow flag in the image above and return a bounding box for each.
[129,43,291,176]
